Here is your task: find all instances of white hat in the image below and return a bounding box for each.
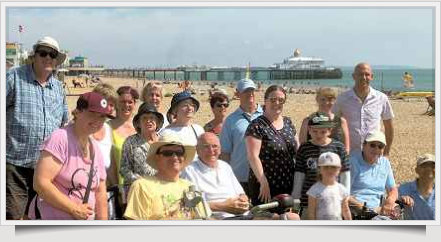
[364,130,386,145]
[318,152,341,167]
[32,36,67,66]
[146,133,196,170]
[236,78,256,93]
[416,153,435,166]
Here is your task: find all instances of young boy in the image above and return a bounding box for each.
[398,154,435,220]
[292,112,350,219]
[307,152,351,220]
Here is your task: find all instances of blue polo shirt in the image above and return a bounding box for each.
[219,105,263,182]
[350,150,396,208]
[399,181,435,220]
[6,64,69,168]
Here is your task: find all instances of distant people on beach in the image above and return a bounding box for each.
[402,72,415,89]
[299,87,350,154]
[220,78,263,195]
[333,62,394,156]
[245,85,298,205]
[29,92,113,220]
[141,81,169,131]
[6,36,69,220]
[160,91,204,149]
[204,90,230,136]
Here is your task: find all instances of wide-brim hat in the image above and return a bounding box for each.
[77,92,115,119]
[133,102,164,132]
[364,130,386,145]
[33,36,67,66]
[146,133,196,170]
[308,111,335,128]
[167,91,200,123]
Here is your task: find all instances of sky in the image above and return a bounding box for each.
[5,5,436,69]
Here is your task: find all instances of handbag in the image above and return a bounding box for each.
[34,140,96,219]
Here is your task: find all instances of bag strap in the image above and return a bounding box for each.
[190,125,198,140]
[83,139,95,204]
[34,195,41,219]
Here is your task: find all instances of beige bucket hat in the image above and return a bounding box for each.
[33,36,67,66]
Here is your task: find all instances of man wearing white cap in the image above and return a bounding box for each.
[349,130,398,217]
[6,36,69,219]
[219,78,263,195]
[398,154,435,220]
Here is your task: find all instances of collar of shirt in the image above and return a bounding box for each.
[29,64,55,89]
[349,86,379,102]
[234,104,263,117]
[195,158,218,172]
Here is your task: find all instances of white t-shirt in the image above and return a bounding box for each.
[306,181,349,220]
[90,122,113,169]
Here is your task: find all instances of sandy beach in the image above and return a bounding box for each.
[64,76,435,184]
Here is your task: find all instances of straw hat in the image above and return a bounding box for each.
[146,133,196,170]
[32,36,67,66]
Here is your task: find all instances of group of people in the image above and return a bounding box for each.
[6,36,435,221]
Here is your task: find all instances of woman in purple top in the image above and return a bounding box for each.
[29,92,113,220]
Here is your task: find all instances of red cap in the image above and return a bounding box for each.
[77,92,114,118]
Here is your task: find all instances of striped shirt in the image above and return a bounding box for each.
[6,64,69,168]
[295,139,349,207]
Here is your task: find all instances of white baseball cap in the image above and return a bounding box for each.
[416,153,435,166]
[318,152,341,167]
[236,78,256,93]
[364,130,386,145]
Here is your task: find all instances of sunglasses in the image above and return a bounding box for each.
[268,97,286,104]
[369,143,385,149]
[215,102,229,108]
[157,150,185,157]
[36,50,58,59]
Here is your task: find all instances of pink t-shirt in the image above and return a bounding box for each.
[28,124,107,220]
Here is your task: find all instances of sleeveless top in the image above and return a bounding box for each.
[112,130,126,186]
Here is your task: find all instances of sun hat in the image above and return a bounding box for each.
[236,78,257,93]
[416,153,435,166]
[133,102,164,133]
[364,130,386,145]
[166,91,200,123]
[308,112,335,128]
[32,36,67,66]
[318,152,341,167]
[77,91,115,119]
[146,133,196,170]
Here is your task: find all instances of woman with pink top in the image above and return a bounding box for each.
[29,92,114,220]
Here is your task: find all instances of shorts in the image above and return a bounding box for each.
[6,163,36,220]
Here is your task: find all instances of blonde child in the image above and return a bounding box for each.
[307,152,352,220]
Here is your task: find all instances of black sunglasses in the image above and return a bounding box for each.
[369,143,385,149]
[36,50,58,59]
[157,150,185,157]
[215,102,229,108]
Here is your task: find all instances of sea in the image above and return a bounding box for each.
[149,68,435,92]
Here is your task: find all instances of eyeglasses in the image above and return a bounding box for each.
[268,97,286,104]
[201,144,220,149]
[369,143,385,149]
[215,102,229,108]
[157,150,185,157]
[36,50,58,59]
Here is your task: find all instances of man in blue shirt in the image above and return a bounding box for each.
[399,154,435,220]
[6,36,69,219]
[219,78,263,195]
[349,130,398,216]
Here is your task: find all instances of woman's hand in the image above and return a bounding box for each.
[71,203,94,220]
[258,176,271,203]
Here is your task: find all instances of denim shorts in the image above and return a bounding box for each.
[6,163,36,220]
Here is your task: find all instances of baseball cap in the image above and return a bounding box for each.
[318,152,341,167]
[77,91,115,119]
[308,112,335,128]
[416,153,435,166]
[364,130,386,145]
[236,78,256,93]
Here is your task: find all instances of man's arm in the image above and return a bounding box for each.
[383,119,394,157]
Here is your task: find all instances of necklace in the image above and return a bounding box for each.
[78,141,89,159]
